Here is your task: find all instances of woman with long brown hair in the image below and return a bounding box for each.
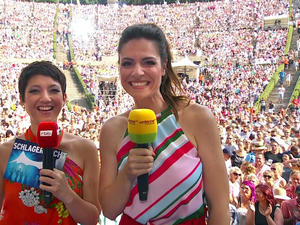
[99,23,230,225]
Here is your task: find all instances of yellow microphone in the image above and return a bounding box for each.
[128,109,157,201]
[128,109,157,144]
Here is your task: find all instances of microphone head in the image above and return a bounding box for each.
[128,109,157,144]
[37,121,59,148]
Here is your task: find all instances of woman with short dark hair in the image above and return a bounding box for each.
[0,61,100,225]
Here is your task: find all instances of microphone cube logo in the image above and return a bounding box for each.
[40,130,53,137]
[139,119,156,125]
[128,119,137,126]
[4,138,67,188]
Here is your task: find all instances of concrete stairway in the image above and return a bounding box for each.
[55,42,88,108]
[268,29,300,112]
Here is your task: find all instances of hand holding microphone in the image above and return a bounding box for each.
[37,121,59,205]
[128,109,157,201]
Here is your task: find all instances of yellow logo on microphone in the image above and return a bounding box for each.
[128,109,157,143]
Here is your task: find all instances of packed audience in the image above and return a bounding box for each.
[0,1,55,60]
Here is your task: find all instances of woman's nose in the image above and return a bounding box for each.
[132,64,144,76]
[41,90,51,101]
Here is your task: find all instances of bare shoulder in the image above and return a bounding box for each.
[60,132,99,170]
[100,112,129,152]
[0,138,17,156]
[179,103,216,132]
[0,138,16,151]
[64,133,96,150]
[101,112,129,134]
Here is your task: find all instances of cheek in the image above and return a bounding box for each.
[255,193,261,199]
[23,97,35,108]
[119,71,129,83]
[120,79,129,92]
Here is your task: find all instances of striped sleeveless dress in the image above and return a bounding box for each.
[117,107,206,225]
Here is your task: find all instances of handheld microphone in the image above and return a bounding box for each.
[37,121,59,205]
[128,109,157,201]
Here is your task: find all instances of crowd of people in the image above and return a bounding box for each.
[68,0,288,62]
[1,0,300,224]
[0,2,55,60]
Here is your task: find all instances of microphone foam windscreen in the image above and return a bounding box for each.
[37,122,59,148]
[128,109,157,144]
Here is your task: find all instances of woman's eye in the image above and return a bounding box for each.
[121,61,132,67]
[50,89,60,93]
[29,89,39,94]
[145,60,156,65]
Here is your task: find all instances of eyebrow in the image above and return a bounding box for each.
[28,84,60,89]
[143,56,158,60]
[121,56,158,61]
[120,57,133,62]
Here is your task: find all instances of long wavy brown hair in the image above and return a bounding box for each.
[118,23,190,119]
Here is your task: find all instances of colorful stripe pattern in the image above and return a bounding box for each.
[117,107,205,225]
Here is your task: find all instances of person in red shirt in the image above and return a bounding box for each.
[292,97,300,110]
[284,57,289,69]
[281,185,300,225]
[286,171,300,199]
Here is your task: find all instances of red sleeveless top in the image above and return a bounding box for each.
[0,128,83,225]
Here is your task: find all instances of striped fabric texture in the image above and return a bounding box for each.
[117,107,206,225]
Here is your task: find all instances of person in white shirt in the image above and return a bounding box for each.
[285,73,291,87]
[278,85,286,103]
[255,152,271,183]
[229,167,242,207]
[223,148,233,175]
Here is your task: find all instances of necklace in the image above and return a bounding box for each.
[258,202,269,215]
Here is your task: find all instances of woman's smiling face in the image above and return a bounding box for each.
[20,74,66,126]
[240,184,251,199]
[119,38,166,102]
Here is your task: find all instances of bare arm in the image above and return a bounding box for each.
[279,179,286,188]
[0,140,15,210]
[273,207,284,225]
[0,168,3,210]
[246,204,255,225]
[40,139,100,225]
[189,104,230,225]
[99,116,154,219]
[98,117,132,219]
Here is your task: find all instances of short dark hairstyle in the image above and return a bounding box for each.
[5,129,14,138]
[117,23,189,119]
[291,145,298,152]
[18,61,66,102]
